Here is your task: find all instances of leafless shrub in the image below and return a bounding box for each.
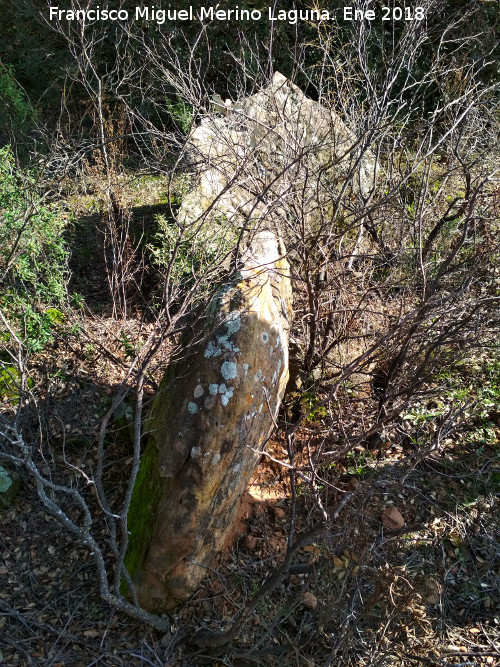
[1,0,498,641]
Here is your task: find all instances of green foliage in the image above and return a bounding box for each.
[0,362,34,403]
[0,61,37,138]
[45,308,65,325]
[2,366,21,402]
[0,466,12,493]
[345,450,374,478]
[148,213,236,301]
[0,146,69,352]
[119,331,136,359]
[166,96,194,134]
[301,389,327,423]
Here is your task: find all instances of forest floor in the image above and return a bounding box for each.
[1,172,499,666]
[0,307,499,666]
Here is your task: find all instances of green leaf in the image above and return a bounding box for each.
[0,466,12,493]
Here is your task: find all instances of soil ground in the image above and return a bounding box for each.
[1,313,499,666]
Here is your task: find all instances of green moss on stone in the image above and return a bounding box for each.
[122,439,162,594]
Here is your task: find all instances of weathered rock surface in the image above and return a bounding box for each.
[179,71,379,227]
[126,230,292,613]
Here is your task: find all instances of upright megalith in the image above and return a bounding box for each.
[125,72,377,612]
[126,230,292,612]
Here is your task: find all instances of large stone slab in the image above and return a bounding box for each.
[179,71,379,227]
[126,230,292,612]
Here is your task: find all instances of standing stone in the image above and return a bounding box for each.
[126,230,292,613]
[180,72,379,228]
[125,72,376,612]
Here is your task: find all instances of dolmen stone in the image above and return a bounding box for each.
[126,230,292,612]
[179,71,379,228]
[125,72,377,613]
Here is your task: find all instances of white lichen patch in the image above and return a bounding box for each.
[221,386,234,406]
[217,333,240,354]
[205,312,242,359]
[221,361,238,380]
[277,359,282,374]
[261,331,269,344]
[219,383,227,394]
[242,363,249,376]
[193,384,204,398]
[276,335,281,348]
[254,369,262,381]
[204,341,222,358]
[191,446,202,458]
[209,383,219,395]
[225,312,241,336]
[188,401,199,414]
[211,452,221,465]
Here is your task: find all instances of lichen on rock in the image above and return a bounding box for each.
[127,230,292,613]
